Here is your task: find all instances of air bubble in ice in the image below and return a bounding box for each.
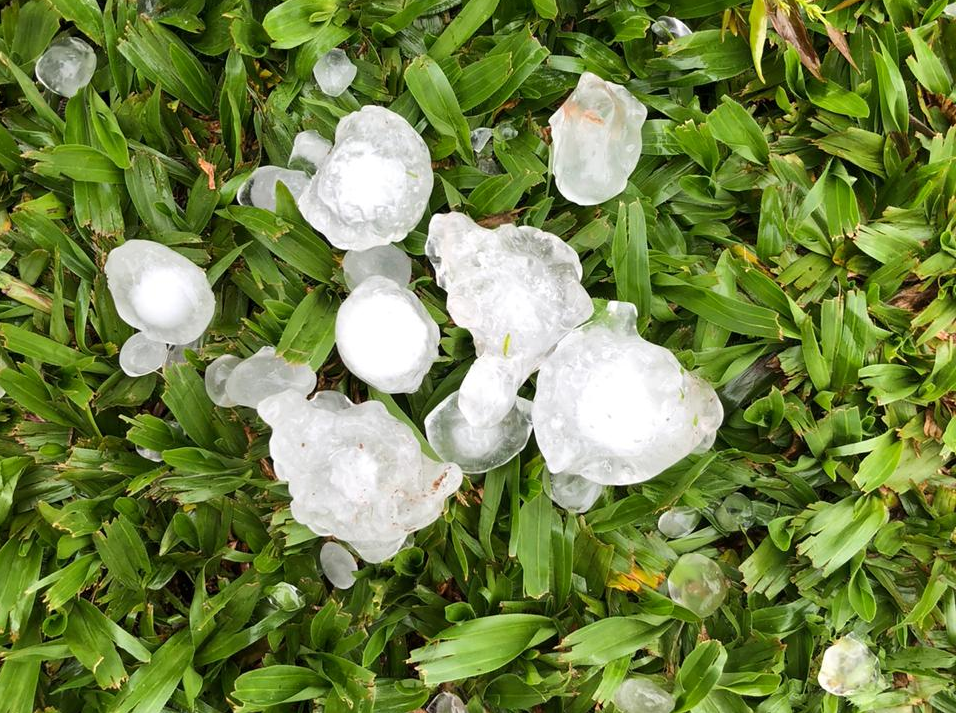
[35,38,96,97]
[289,130,333,174]
[119,332,169,377]
[204,354,241,407]
[320,541,358,589]
[313,48,357,97]
[224,346,316,408]
[651,16,693,40]
[657,506,701,539]
[549,470,604,513]
[238,166,310,212]
[818,637,881,696]
[667,552,727,617]
[714,493,754,531]
[613,678,675,713]
[342,245,412,290]
[426,692,467,713]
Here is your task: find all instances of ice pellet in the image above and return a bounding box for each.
[424,391,532,474]
[335,276,439,393]
[119,332,169,377]
[549,470,604,513]
[667,552,727,617]
[35,37,96,97]
[548,71,647,206]
[237,166,310,212]
[818,637,881,696]
[651,16,693,39]
[532,301,723,485]
[313,48,357,97]
[204,354,241,407]
[289,130,333,174]
[613,678,675,713]
[105,240,215,345]
[225,346,316,408]
[658,506,701,539]
[259,391,463,562]
[135,444,163,462]
[426,692,467,713]
[319,541,358,589]
[342,245,412,290]
[715,493,754,531]
[298,106,434,250]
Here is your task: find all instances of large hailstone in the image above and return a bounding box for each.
[105,240,215,345]
[818,637,881,696]
[259,390,463,562]
[426,212,592,427]
[35,37,96,97]
[531,301,723,485]
[548,72,647,206]
[298,106,434,250]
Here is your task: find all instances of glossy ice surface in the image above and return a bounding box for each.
[35,38,96,97]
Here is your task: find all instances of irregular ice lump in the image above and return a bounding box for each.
[204,354,241,407]
[35,38,96,97]
[319,541,358,589]
[342,244,412,290]
[818,637,881,696]
[313,48,357,97]
[224,346,316,408]
[238,166,310,212]
[289,130,333,174]
[613,678,675,713]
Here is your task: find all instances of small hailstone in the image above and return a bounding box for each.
[548,71,647,206]
[818,637,881,696]
[224,346,316,408]
[532,301,723,485]
[424,391,532,474]
[259,390,463,562]
[266,582,303,611]
[335,276,439,393]
[613,678,675,713]
[313,48,357,97]
[549,470,604,513]
[288,130,333,174]
[470,127,493,153]
[342,245,412,290]
[319,541,358,589]
[165,339,200,368]
[237,166,310,212]
[204,355,241,407]
[35,38,96,97]
[105,240,215,345]
[667,552,727,617]
[119,332,169,377]
[297,106,434,250]
[651,16,693,40]
[658,506,701,539]
[309,390,354,412]
[944,3,956,16]
[499,125,519,140]
[426,692,467,713]
[135,444,163,462]
[714,493,754,531]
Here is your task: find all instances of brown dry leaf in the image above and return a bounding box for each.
[607,566,666,593]
[768,3,823,80]
[824,21,858,71]
[198,157,217,190]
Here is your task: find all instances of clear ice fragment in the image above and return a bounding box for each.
[105,240,215,345]
[259,390,463,562]
[335,276,439,393]
[818,637,881,696]
[205,355,241,407]
[613,678,675,713]
[657,506,701,539]
[266,582,303,611]
[548,71,647,206]
[225,347,317,408]
[532,301,723,485]
[297,106,434,250]
[35,38,96,97]
[426,692,467,713]
[342,245,412,290]
[651,16,693,40]
[289,130,333,174]
[427,212,592,427]
[313,48,357,97]
[714,492,754,531]
[237,166,310,212]
[549,470,603,513]
[667,552,727,617]
[424,391,532,474]
[119,332,169,377]
[319,541,358,589]
[135,444,163,462]
[470,127,493,153]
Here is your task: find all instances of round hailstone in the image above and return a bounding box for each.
[818,637,881,696]
[35,37,97,97]
[237,166,310,212]
[135,444,163,462]
[657,506,701,539]
[119,332,169,377]
[289,130,333,174]
[204,355,241,407]
[667,552,727,617]
[335,276,439,394]
[319,541,358,589]
[613,678,675,713]
[309,390,354,412]
[342,245,412,290]
[105,240,215,345]
[426,692,467,713]
[313,48,357,97]
[714,493,754,531]
[424,391,533,474]
[225,346,317,409]
[549,470,604,513]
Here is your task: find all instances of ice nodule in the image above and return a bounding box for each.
[313,48,357,97]
[105,240,215,345]
[667,552,727,617]
[549,470,604,513]
[426,692,467,713]
[204,354,242,407]
[319,541,358,589]
[651,16,693,40]
[35,37,97,97]
[224,346,317,409]
[119,332,169,377]
[548,71,647,206]
[237,166,310,212]
[335,276,439,393]
[612,678,675,713]
[289,130,333,174]
[342,244,412,290]
[657,506,701,539]
[714,492,754,531]
[817,636,881,696]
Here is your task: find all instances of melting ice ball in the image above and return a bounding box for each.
[667,552,727,617]
[714,492,754,531]
[651,16,693,40]
[35,37,96,97]
[548,72,647,206]
[549,470,604,513]
[818,637,881,696]
[105,240,215,345]
[335,276,439,393]
[319,541,358,589]
[532,301,722,486]
[224,346,316,408]
[426,692,467,713]
[237,166,310,212]
[119,332,169,377]
[298,106,434,250]
[427,212,592,427]
[259,390,463,562]
[424,391,532,474]
[313,48,357,97]
[289,130,332,174]
[204,354,241,407]
[342,244,412,290]
[657,506,701,539]
[613,678,675,713]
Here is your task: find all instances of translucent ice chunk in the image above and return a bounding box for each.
[342,245,412,290]
[319,541,358,589]
[119,332,169,377]
[658,506,701,539]
[237,166,310,212]
[613,678,675,713]
[35,38,96,97]
[105,240,215,345]
[714,493,754,531]
[266,582,303,611]
[309,390,354,412]
[548,71,647,206]
[427,212,592,427]
[297,106,434,250]
[651,16,693,40]
[289,130,332,174]
[205,355,241,407]
[259,390,463,562]
[667,552,727,617]
[424,391,532,474]
[335,276,439,393]
[549,470,603,513]
[426,692,467,713]
[532,301,723,485]
[945,3,956,16]
[818,637,881,696]
[471,127,493,153]
[136,444,163,462]
[313,48,357,97]
[225,347,317,408]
